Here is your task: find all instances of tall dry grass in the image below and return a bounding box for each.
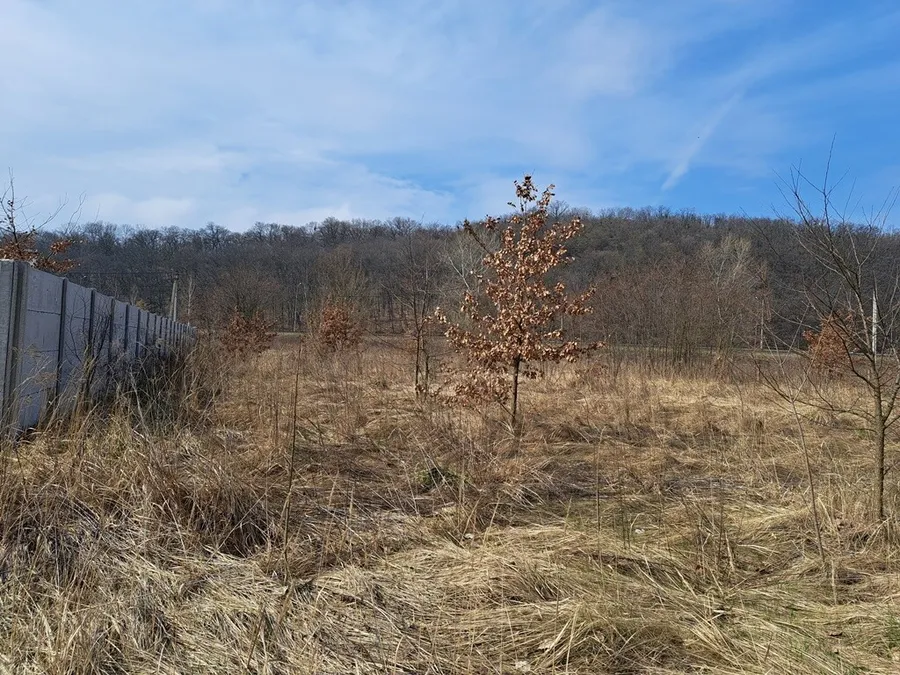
[1,336,899,673]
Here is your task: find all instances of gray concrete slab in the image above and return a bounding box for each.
[57,282,94,410]
[15,267,64,429]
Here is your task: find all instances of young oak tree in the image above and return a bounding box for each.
[1,174,77,273]
[316,300,363,353]
[803,311,855,377]
[435,175,602,427]
[220,310,276,357]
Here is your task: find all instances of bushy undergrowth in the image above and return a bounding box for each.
[1,339,899,673]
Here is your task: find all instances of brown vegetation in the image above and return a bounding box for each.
[2,338,900,673]
[803,312,853,375]
[1,175,77,273]
[220,310,276,357]
[435,176,601,427]
[4,170,899,672]
[316,300,364,353]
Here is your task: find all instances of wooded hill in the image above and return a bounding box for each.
[41,204,900,365]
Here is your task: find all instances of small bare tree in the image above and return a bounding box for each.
[775,154,900,521]
[388,220,444,397]
[435,175,602,428]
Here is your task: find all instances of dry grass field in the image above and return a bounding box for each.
[2,337,900,673]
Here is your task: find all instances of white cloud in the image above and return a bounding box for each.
[0,0,897,227]
[84,194,196,226]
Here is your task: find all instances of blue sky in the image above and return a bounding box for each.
[2,0,899,231]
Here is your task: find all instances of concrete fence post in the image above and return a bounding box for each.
[134,309,142,360]
[107,296,115,370]
[85,288,96,402]
[0,262,23,434]
[124,304,130,361]
[54,278,69,401]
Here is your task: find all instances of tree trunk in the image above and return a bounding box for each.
[414,331,422,395]
[511,357,521,430]
[874,392,886,521]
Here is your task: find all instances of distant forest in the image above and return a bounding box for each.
[37,203,900,366]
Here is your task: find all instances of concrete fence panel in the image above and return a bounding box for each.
[91,292,114,392]
[0,262,19,422]
[144,309,153,355]
[136,308,147,358]
[15,266,65,429]
[133,308,144,360]
[149,313,157,355]
[125,305,139,364]
[109,300,128,370]
[165,318,173,355]
[0,261,196,434]
[57,281,94,411]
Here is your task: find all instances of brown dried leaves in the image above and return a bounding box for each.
[435,175,603,409]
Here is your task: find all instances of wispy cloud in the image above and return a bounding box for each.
[1,0,897,228]
[662,91,744,191]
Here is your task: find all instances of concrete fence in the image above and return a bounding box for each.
[0,260,196,433]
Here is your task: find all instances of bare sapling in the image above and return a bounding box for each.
[773,149,900,521]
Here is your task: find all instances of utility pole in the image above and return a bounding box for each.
[872,287,879,357]
[170,274,179,322]
[760,296,765,350]
[186,274,193,322]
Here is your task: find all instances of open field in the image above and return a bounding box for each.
[2,339,900,673]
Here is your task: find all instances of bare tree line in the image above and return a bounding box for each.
[19,207,885,364]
